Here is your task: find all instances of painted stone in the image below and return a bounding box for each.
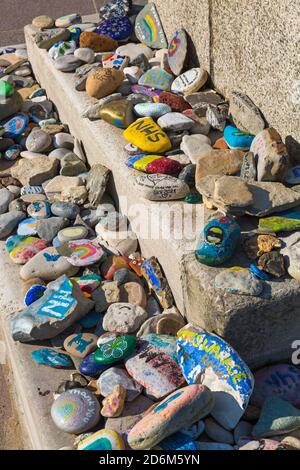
[125,334,185,399]
[31,348,73,368]
[171,68,208,95]
[11,275,94,342]
[117,43,154,63]
[6,235,48,265]
[57,240,105,267]
[134,102,171,118]
[123,118,171,153]
[100,99,135,129]
[168,29,187,76]
[20,247,78,281]
[252,396,300,438]
[215,268,264,297]
[0,81,14,97]
[4,144,23,161]
[250,128,290,182]
[229,91,265,135]
[94,334,136,365]
[20,185,44,197]
[128,384,214,450]
[259,216,300,233]
[135,3,167,49]
[141,257,174,309]
[79,352,110,377]
[17,217,38,236]
[103,302,148,334]
[285,165,300,185]
[95,16,133,41]
[126,154,182,175]
[249,264,271,281]
[240,151,257,181]
[131,85,160,100]
[79,32,118,52]
[138,68,174,91]
[100,255,130,281]
[177,329,254,430]
[99,0,130,21]
[155,91,191,112]
[86,68,124,99]
[48,40,77,60]
[51,201,80,219]
[252,364,300,408]
[64,333,98,359]
[77,429,125,450]
[195,213,240,266]
[135,173,189,201]
[101,385,126,417]
[51,388,100,434]
[102,53,129,70]
[97,367,142,401]
[224,125,254,150]
[24,284,46,306]
[27,200,51,220]
[154,432,197,451]
[2,114,28,139]
[57,226,88,243]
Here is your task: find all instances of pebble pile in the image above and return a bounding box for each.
[0,0,300,451]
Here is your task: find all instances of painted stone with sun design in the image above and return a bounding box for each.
[168,29,188,76]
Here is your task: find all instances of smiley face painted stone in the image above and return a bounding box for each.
[6,235,48,264]
[138,68,174,91]
[177,329,254,430]
[224,125,254,151]
[77,429,125,450]
[171,68,208,95]
[57,239,105,267]
[31,348,73,368]
[27,200,52,220]
[94,334,136,366]
[123,118,172,153]
[195,213,240,266]
[168,29,188,76]
[135,3,167,49]
[64,333,98,359]
[51,388,100,434]
[127,384,214,450]
[95,16,133,41]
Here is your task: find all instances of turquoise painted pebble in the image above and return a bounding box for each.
[31,348,73,368]
[51,388,100,434]
[185,193,201,204]
[24,284,46,306]
[156,432,197,451]
[195,213,240,266]
[95,16,133,41]
[224,125,254,151]
[138,68,174,91]
[17,218,38,236]
[134,102,171,118]
[4,144,23,161]
[27,200,52,219]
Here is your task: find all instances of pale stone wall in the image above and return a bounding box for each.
[154,0,300,153]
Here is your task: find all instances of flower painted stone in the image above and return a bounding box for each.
[171,68,208,94]
[17,217,38,236]
[64,333,98,359]
[127,385,214,450]
[224,125,254,151]
[6,235,48,264]
[252,364,300,407]
[57,239,105,267]
[79,352,110,377]
[94,334,136,366]
[31,348,73,368]
[51,388,100,434]
[24,284,46,306]
[138,68,174,91]
[126,154,182,175]
[177,329,254,430]
[77,429,125,450]
[134,102,171,118]
[27,200,52,220]
[95,16,133,41]
[135,3,167,49]
[125,334,185,399]
[168,29,188,76]
[195,213,240,266]
[141,257,174,309]
[123,118,172,153]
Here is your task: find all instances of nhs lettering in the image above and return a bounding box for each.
[123,118,172,153]
[37,277,76,319]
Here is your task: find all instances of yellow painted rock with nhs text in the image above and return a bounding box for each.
[123,118,172,153]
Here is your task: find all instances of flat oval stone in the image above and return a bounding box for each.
[27,200,52,219]
[168,29,188,76]
[171,68,208,94]
[79,31,118,52]
[123,117,172,153]
[31,348,73,368]
[55,13,81,28]
[77,429,125,450]
[128,385,214,450]
[224,125,254,150]
[94,334,136,366]
[79,352,109,377]
[95,16,133,41]
[6,234,48,264]
[86,68,124,100]
[32,15,55,29]
[64,333,98,359]
[99,0,130,21]
[2,114,28,139]
[57,239,105,267]
[100,99,135,129]
[126,154,182,175]
[155,91,191,112]
[24,284,46,306]
[103,303,148,334]
[138,68,174,91]
[48,40,77,60]
[51,201,80,219]
[51,389,100,434]
[135,3,167,49]
[57,226,88,243]
[135,173,189,201]
[54,55,83,72]
[177,329,254,430]
[25,129,51,153]
[17,217,38,236]
[134,102,171,118]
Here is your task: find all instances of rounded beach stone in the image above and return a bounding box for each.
[103,303,148,334]
[51,201,80,219]
[205,417,234,444]
[135,173,189,201]
[77,429,125,450]
[74,48,95,64]
[57,226,88,243]
[224,125,254,151]
[100,99,135,129]
[94,334,136,366]
[171,68,208,94]
[24,284,46,306]
[51,389,100,434]
[25,129,52,153]
[97,367,142,401]
[27,200,52,219]
[55,13,81,28]
[79,352,109,377]
[54,55,83,72]
[123,117,172,153]
[6,235,48,265]
[0,211,26,239]
[79,32,118,52]
[86,68,125,99]
[116,43,154,62]
[64,333,98,359]
[134,102,171,118]
[127,384,214,450]
[32,15,55,29]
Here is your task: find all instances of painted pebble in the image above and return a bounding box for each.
[27,200,52,219]
[141,256,174,309]
[126,154,182,175]
[6,234,48,264]
[95,16,133,41]
[77,429,125,450]
[224,125,254,150]
[2,114,28,139]
[17,217,38,236]
[134,102,171,118]
[79,352,110,377]
[24,284,46,306]
[123,118,172,153]
[138,68,174,91]
[168,29,188,76]
[31,348,73,368]
[58,239,105,267]
[57,226,88,243]
[135,173,189,201]
[94,334,136,366]
[135,3,167,49]
[171,68,208,95]
[64,333,98,359]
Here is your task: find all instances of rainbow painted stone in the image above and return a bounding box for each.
[177,328,254,430]
[138,68,174,91]
[195,213,240,266]
[125,334,185,399]
[95,16,133,41]
[168,29,188,76]
[123,118,172,153]
[77,429,125,450]
[126,154,182,175]
[94,334,136,366]
[127,384,214,450]
[2,114,28,139]
[57,239,105,267]
[31,348,73,368]
[6,234,48,264]
[135,3,167,49]
[51,388,100,434]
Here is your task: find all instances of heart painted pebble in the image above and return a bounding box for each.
[64,333,98,359]
[6,234,48,264]
[94,334,136,365]
[224,125,254,150]
[58,239,105,267]
[168,29,188,76]
[135,3,167,49]
[171,68,208,95]
[138,68,174,91]
[24,284,46,306]
[17,217,38,236]
[77,429,125,450]
[177,328,254,430]
[31,348,73,368]
[51,388,100,434]
[95,16,133,41]
[126,154,182,175]
[2,114,28,139]
[27,200,52,219]
[123,118,172,153]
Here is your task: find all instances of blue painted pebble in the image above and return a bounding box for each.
[20,185,44,196]
[134,102,172,118]
[224,125,255,151]
[79,352,110,376]
[250,264,271,281]
[69,27,82,42]
[4,144,23,161]
[24,284,47,306]
[31,348,73,368]
[2,114,28,139]
[17,218,38,236]
[95,16,133,41]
